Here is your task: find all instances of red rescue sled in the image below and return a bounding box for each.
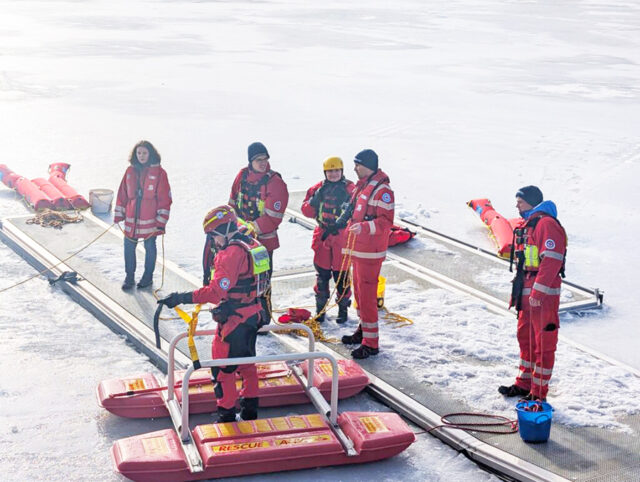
[113,411,415,481]
[97,359,369,419]
[109,336,414,481]
[468,198,520,258]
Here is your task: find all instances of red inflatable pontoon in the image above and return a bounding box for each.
[32,178,72,209]
[0,164,20,188]
[48,163,91,209]
[14,177,54,211]
[97,359,369,419]
[468,198,519,258]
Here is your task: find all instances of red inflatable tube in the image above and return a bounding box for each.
[468,198,518,258]
[0,164,20,188]
[48,162,71,180]
[32,178,72,209]
[15,177,54,211]
[48,174,90,209]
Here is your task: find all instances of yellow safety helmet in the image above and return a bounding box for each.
[323,156,343,171]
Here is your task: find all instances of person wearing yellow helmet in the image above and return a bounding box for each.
[301,156,355,323]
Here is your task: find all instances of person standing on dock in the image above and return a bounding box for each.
[158,205,270,422]
[339,149,394,359]
[114,140,172,291]
[499,186,566,402]
[301,156,355,324]
[228,142,289,329]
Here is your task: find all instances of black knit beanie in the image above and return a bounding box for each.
[516,185,543,207]
[354,149,378,171]
[248,142,269,163]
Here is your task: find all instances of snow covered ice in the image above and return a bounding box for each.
[2,0,640,480]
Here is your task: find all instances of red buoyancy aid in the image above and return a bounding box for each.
[229,164,289,252]
[347,169,395,259]
[301,178,355,227]
[194,234,270,307]
[388,225,416,247]
[114,164,172,240]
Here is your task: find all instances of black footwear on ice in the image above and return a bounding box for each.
[498,384,529,398]
[336,299,350,324]
[315,294,328,323]
[522,393,546,403]
[136,277,153,289]
[341,327,362,345]
[121,276,135,291]
[351,345,379,359]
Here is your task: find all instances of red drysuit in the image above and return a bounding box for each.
[347,169,394,349]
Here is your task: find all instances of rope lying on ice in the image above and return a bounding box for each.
[0,221,116,294]
[413,412,518,436]
[25,208,83,229]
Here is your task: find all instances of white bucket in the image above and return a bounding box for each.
[89,189,114,215]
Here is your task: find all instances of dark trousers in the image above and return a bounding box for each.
[124,236,157,281]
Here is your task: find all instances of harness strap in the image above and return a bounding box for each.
[174,305,203,369]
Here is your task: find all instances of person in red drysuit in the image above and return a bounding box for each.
[301,156,355,323]
[158,205,270,422]
[499,185,566,401]
[339,149,394,359]
[228,142,288,327]
[114,140,171,291]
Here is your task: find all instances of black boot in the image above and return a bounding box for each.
[498,384,529,398]
[121,275,135,291]
[239,397,259,421]
[351,344,379,359]
[216,405,237,423]
[336,299,350,324]
[136,273,153,289]
[341,326,362,345]
[315,294,329,323]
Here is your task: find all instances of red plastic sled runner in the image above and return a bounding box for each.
[112,411,415,481]
[98,359,369,418]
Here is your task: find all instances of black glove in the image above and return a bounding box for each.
[309,188,324,209]
[157,291,193,308]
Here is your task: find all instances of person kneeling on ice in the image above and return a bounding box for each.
[301,156,355,323]
[158,205,270,422]
[339,149,394,359]
[498,186,566,402]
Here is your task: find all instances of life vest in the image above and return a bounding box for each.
[316,179,351,227]
[388,225,416,247]
[510,214,567,276]
[235,169,282,222]
[207,233,271,304]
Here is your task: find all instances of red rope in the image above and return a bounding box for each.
[414,412,518,436]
